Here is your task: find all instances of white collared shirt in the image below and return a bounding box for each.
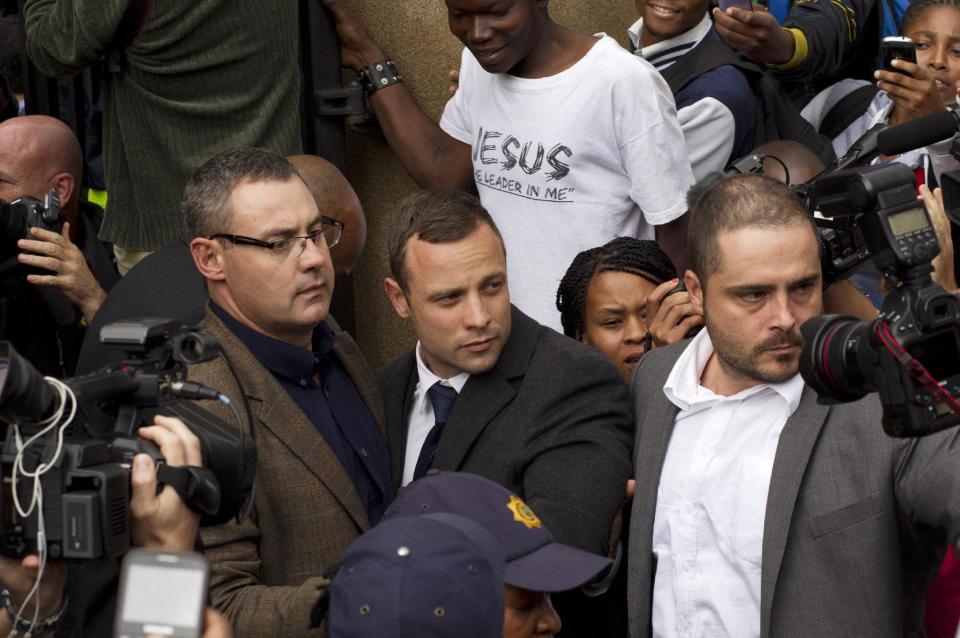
[627,14,713,71]
[401,342,470,486]
[652,330,804,638]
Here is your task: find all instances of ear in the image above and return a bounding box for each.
[190,237,226,282]
[48,172,76,210]
[684,269,704,314]
[383,277,411,319]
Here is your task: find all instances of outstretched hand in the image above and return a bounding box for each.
[712,6,796,65]
[321,0,387,71]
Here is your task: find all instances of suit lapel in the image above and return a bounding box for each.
[385,357,418,490]
[629,375,681,638]
[760,387,830,637]
[202,310,371,532]
[433,372,515,470]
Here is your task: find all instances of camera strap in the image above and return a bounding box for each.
[156,463,220,517]
[875,320,960,417]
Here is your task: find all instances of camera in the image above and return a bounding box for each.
[798,163,960,437]
[0,318,256,559]
[0,191,63,281]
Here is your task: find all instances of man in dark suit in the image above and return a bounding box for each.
[379,188,633,563]
[627,174,960,637]
[182,148,391,637]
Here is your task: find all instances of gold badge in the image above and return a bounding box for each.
[507,495,542,529]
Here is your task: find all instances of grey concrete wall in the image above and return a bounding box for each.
[344,1,637,367]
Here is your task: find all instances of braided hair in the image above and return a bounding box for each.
[556,237,677,339]
[901,0,960,33]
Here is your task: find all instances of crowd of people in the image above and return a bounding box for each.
[3,0,960,636]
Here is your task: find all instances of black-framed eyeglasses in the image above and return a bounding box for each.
[210,216,343,259]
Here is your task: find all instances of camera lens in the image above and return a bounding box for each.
[799,315,876,401]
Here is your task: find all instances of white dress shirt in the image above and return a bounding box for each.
[652,330,804,638]
[401,343,470,487]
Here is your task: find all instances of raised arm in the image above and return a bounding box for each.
[323,0,474,190]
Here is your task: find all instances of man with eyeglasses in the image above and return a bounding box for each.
[183,147,392,637]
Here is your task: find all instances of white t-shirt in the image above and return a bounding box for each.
[440,35,693,331]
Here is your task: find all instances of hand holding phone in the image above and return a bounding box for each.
[719,0,753,11]
[882,36,918,75]
[115,550,209,638]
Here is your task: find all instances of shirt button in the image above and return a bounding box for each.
[360,448,369,457]
[681,562,692,573]
[685,503,695,515]
[299,379,308,387]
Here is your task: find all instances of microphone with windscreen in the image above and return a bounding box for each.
[876,110,959,157]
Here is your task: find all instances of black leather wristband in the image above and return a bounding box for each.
[357,59,403,95]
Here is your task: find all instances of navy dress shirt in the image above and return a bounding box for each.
[211,302,391,524]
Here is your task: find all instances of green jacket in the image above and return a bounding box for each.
[24,0,303,250]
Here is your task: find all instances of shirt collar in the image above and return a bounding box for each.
[210,301,335,384]
[413,342,470,415]
[628,14,712,68]
[664,329,805,414]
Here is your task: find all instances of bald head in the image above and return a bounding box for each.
[752,141,826,186]
[0,116,83,219]
[288,155,366,276]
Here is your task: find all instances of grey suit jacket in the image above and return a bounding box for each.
[379,305,634,557]
[627,340,960,638]
[191,308,387,638]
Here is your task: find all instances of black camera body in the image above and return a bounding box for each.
[799,164,960,437]
[0,192,62,279]
[0,319,256,559]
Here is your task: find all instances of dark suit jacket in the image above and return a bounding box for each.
[627,340,960,638]
[379,305,634,557]
[191,308,388,637]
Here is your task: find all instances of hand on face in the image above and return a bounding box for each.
[17,222,106,322]
[645,279,704,350]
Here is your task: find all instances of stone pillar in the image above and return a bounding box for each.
[344,1,637,367]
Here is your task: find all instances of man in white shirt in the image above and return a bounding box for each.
[324,0,694,332]
[627,173,960,637]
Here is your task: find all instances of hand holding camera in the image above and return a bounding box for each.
[130,415,205,553]
[17,222,107,323]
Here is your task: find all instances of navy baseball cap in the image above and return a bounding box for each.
[384,471,612,592]
[328,512,505,638]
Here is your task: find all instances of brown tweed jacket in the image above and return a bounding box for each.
[190,308,386,637]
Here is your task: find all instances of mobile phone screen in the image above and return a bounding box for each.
[121,564,205,628]
[719,0,753,11]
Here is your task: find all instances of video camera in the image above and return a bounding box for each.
[797,163,960,437]
[714,152,872,284]
[0,318,256,559]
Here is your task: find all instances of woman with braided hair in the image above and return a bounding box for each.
[556,237,703,382]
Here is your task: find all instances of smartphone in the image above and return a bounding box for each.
[719,0,753,11]
[882,36,917,74]
[115,550,208,638]
[940,169,960,226]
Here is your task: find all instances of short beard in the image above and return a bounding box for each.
[706,308,803,385]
